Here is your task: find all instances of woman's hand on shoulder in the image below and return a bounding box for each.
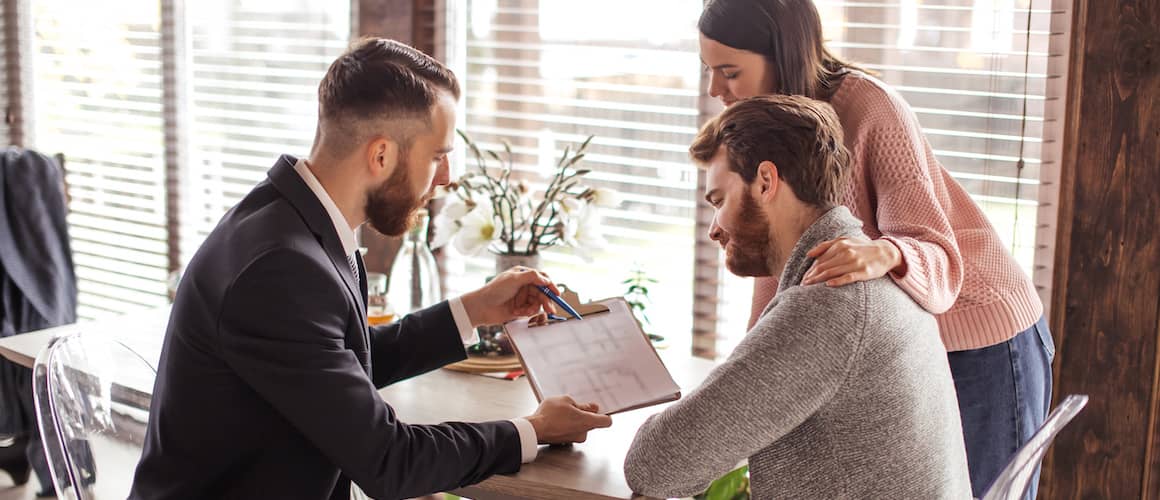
[802,237,904,287]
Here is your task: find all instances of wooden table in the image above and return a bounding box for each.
[0,307,718,500]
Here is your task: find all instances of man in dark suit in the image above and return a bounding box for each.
[129,38,612,500]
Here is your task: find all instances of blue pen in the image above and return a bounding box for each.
[536,285,583,320]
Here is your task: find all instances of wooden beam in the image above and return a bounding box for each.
[357,0,414,44]
[1042,0,1160,498]
[161,0,189,276]
[2,0,30,146]
[353,0,437,277]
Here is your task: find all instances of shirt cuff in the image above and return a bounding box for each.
[449,297,479,346]
[510,418,539,463]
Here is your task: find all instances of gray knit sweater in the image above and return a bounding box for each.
[624,207,971,499]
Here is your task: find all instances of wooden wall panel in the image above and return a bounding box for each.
[1043,0,1160,498]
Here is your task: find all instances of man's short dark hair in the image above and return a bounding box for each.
[690,95,848,208]
[317,38,461,155]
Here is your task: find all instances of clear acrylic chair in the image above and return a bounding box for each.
[980,394,1089,500]
[32,331,157,499]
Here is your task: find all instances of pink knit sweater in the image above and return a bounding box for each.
[748,72,1042,352]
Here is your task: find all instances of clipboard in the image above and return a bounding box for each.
[503,295,681,415]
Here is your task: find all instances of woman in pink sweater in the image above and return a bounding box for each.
[697,1,1055,498]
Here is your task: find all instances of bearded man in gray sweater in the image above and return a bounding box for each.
[623,95,972,499]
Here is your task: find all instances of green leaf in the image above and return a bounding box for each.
[699,467,749,500]
[578,134,594,152]
[456,129,485,160]
[565,153,587,168]
[556,146,572,167]
[455,128,473,145]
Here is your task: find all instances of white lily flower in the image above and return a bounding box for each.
[562,210,607,262]
[430,214,458,250]
[430,199,474,250]
[561,197,585,214]
[453,204,498,256]
[590,187,622,208]
[561,216,580,248]
[442,198,473,220]
[431,184,454,199]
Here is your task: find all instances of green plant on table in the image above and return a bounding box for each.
[623,265,663,343]
[695,466,750,500]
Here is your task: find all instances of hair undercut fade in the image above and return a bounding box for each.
[316,38,461,156]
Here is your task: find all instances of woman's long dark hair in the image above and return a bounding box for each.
[699,0,866,99]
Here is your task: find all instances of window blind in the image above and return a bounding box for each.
[183,0,351,263]
[824,0,1055,262]
[714,0,1067,354]
[32,0,169,320]
[444,0,705,347]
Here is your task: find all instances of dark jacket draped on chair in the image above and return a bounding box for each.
[0,147,77,435]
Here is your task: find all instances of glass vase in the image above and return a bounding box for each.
[387,209,442,314]
[494,252,541,275]
[467,252,543,357]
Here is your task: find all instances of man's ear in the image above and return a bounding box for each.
[365,137,400,179]
[756,160,779,200]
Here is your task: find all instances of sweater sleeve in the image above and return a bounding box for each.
[623,285,864,498]
[855,85,964,314]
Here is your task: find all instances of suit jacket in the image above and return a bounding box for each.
[0,147,77,433]
[129,155,521,500]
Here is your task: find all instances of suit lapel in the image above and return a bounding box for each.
[267,155,370,364]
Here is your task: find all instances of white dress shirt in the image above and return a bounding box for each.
[292,159,538,464]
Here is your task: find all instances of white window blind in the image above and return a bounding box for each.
[827,0,1054,263]
[183,0,351,263]
[445,0,705,348]
[715,0,1066,354]
[32,0,169,320]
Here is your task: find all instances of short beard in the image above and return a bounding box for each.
[365,151,423,237]
[723,190,776,278]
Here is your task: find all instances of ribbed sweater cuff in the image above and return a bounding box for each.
[937,284,1043,352]
[884,236,935,306]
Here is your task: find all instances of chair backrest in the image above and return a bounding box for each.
[981,394,1089,500]
[32,331,157,499]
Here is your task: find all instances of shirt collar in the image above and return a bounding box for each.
[292,158,359,257]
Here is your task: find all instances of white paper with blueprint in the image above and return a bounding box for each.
[505,298,680,414]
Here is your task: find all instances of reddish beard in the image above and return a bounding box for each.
[365,152,423,237]
[723,190,774,278]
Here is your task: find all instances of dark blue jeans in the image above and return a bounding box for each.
[947,316,1054,500]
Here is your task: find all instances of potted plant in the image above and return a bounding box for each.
[432,131,620,270]
[433,131,620,356]
[623,265,665,345]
